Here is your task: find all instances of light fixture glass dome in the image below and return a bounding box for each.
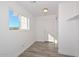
[43,8,48,13]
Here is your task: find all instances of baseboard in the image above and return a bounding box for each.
[58,50,75,57]
[17,40,35,57]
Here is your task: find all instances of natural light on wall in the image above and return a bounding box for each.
[48,33,57,44]
[9,9,30,30]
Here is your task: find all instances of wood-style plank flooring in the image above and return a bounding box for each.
[19,41,71,57]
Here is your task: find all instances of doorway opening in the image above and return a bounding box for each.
[48,33,58,48]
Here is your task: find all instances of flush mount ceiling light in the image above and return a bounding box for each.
[31,1,37,3]
[30,1,37,3]
[43,8,48,13]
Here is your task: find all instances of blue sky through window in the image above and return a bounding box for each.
[9,9,20,29]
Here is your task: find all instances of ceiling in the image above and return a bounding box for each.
[17,1,59,17]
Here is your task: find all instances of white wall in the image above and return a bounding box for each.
[35,15,58,42]
[0,2,35,57]
[58,2,79,56]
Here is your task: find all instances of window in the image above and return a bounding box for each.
[9,9,20,30]
[20,16,30,30]
[9,9,30,30]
